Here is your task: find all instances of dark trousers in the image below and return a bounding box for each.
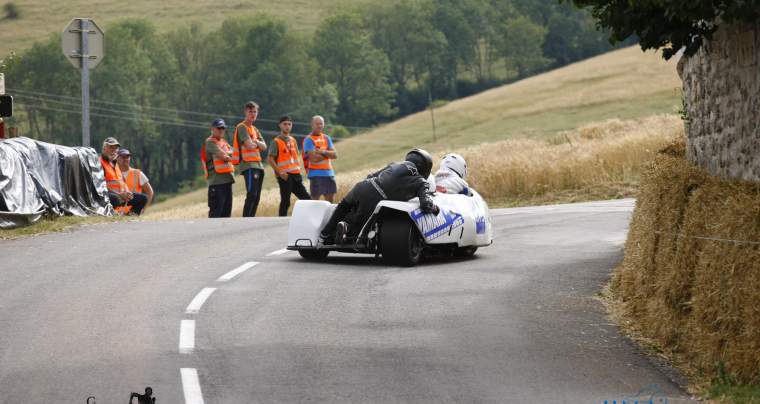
[208,183,233,218]
[321,180,382,238]
[108,191,148,215]
[242,168,265,217]
[276,173,311,216]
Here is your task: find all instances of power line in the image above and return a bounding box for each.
[16,103,209,129]
[9,87,285,124]
[15,94,213,126]
[7,87,375,130]
[14,102,391,144]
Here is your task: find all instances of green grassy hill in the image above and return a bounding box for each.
[332,46,681,172]
[0,0,368,58]
[147,45,681,217]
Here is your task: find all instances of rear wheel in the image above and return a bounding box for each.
[298,249,329,260]
[381,213,424,266]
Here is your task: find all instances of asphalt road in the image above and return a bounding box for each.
[0,199,697,403]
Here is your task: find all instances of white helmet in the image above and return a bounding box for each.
[439,153,467,180]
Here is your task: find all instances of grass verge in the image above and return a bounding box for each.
[0,215,126,240]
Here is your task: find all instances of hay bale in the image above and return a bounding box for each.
[614,139,760,384]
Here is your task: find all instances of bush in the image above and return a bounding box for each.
[4,3,19,19]
[329,124,351,139]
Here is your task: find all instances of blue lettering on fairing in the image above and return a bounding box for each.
[410,209,465,241]
[475,216,487,234]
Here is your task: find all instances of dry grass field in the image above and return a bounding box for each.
[148,45,682,217]
[0,0,369,58]
[144,114,683,220]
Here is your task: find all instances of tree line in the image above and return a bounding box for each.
[1,0,630,193]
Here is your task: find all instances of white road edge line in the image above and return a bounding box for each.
[216,261,259,282]
[180,368,205,404]
[185,288,217,314]
[266,248,289,256]
[179,320,195,354]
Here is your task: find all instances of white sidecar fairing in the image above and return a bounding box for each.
[366,190,492,247]
[286,190,492,250]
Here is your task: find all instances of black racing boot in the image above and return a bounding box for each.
[336,221,349,244]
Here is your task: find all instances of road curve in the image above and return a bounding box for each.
[0,199,696,403]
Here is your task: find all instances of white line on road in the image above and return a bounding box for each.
[266,248,289,256]
[185,288,216,314]
[181,368,205,404]
[216,261,259,282]
[179,320,195,354]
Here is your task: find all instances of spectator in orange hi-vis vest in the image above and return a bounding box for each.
[267,116,311,216]
[100,137,147,215]
[116,148,154,212]
[201,119,235,218]
[232,101,267,217]
[302,115,338,202]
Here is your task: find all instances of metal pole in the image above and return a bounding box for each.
[428,88,437,143]
[0,73,5,139]
[80,18,90,148]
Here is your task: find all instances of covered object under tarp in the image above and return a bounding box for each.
[0,137,113,229]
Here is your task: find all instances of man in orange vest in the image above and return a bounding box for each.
[100,137,148,215]
[202,119,235,218]
[267,116,311,216]
[302,115,338,202]
[232,101,267,217]
[116,148,154,212]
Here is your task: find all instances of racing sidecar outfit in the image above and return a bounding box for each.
[321,161,438,242]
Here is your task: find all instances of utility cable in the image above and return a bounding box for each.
[7,87,375,130]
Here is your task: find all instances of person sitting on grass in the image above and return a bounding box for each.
[99,137,147,215]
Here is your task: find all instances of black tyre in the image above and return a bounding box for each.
[299,249,329,260]
[453,246,478,257]
[381,213,424,266]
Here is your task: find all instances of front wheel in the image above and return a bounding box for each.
[381,213,424,266]
[299,249,329,260]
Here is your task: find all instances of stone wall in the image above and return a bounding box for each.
[680,22,760,181]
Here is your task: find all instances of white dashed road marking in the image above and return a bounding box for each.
[216,261,259,282]
[185,288,216,314]
[266,248,289,256]
[180,258,268,402]
[181,368,205,404]
[179,320,195,354]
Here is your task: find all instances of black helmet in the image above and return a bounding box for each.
[405,148,433,178]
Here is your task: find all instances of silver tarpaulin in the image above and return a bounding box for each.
[0,137,113,229]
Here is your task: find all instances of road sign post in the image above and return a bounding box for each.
[0,74,5,139]
[80,18,90,149]
[62,18,104,148]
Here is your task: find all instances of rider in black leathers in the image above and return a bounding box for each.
[320,149,440,244]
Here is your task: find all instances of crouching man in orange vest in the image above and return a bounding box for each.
[267,116,310,216]
[100,137,148,215]
[201,119,235,218]
[116,148,154,213]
